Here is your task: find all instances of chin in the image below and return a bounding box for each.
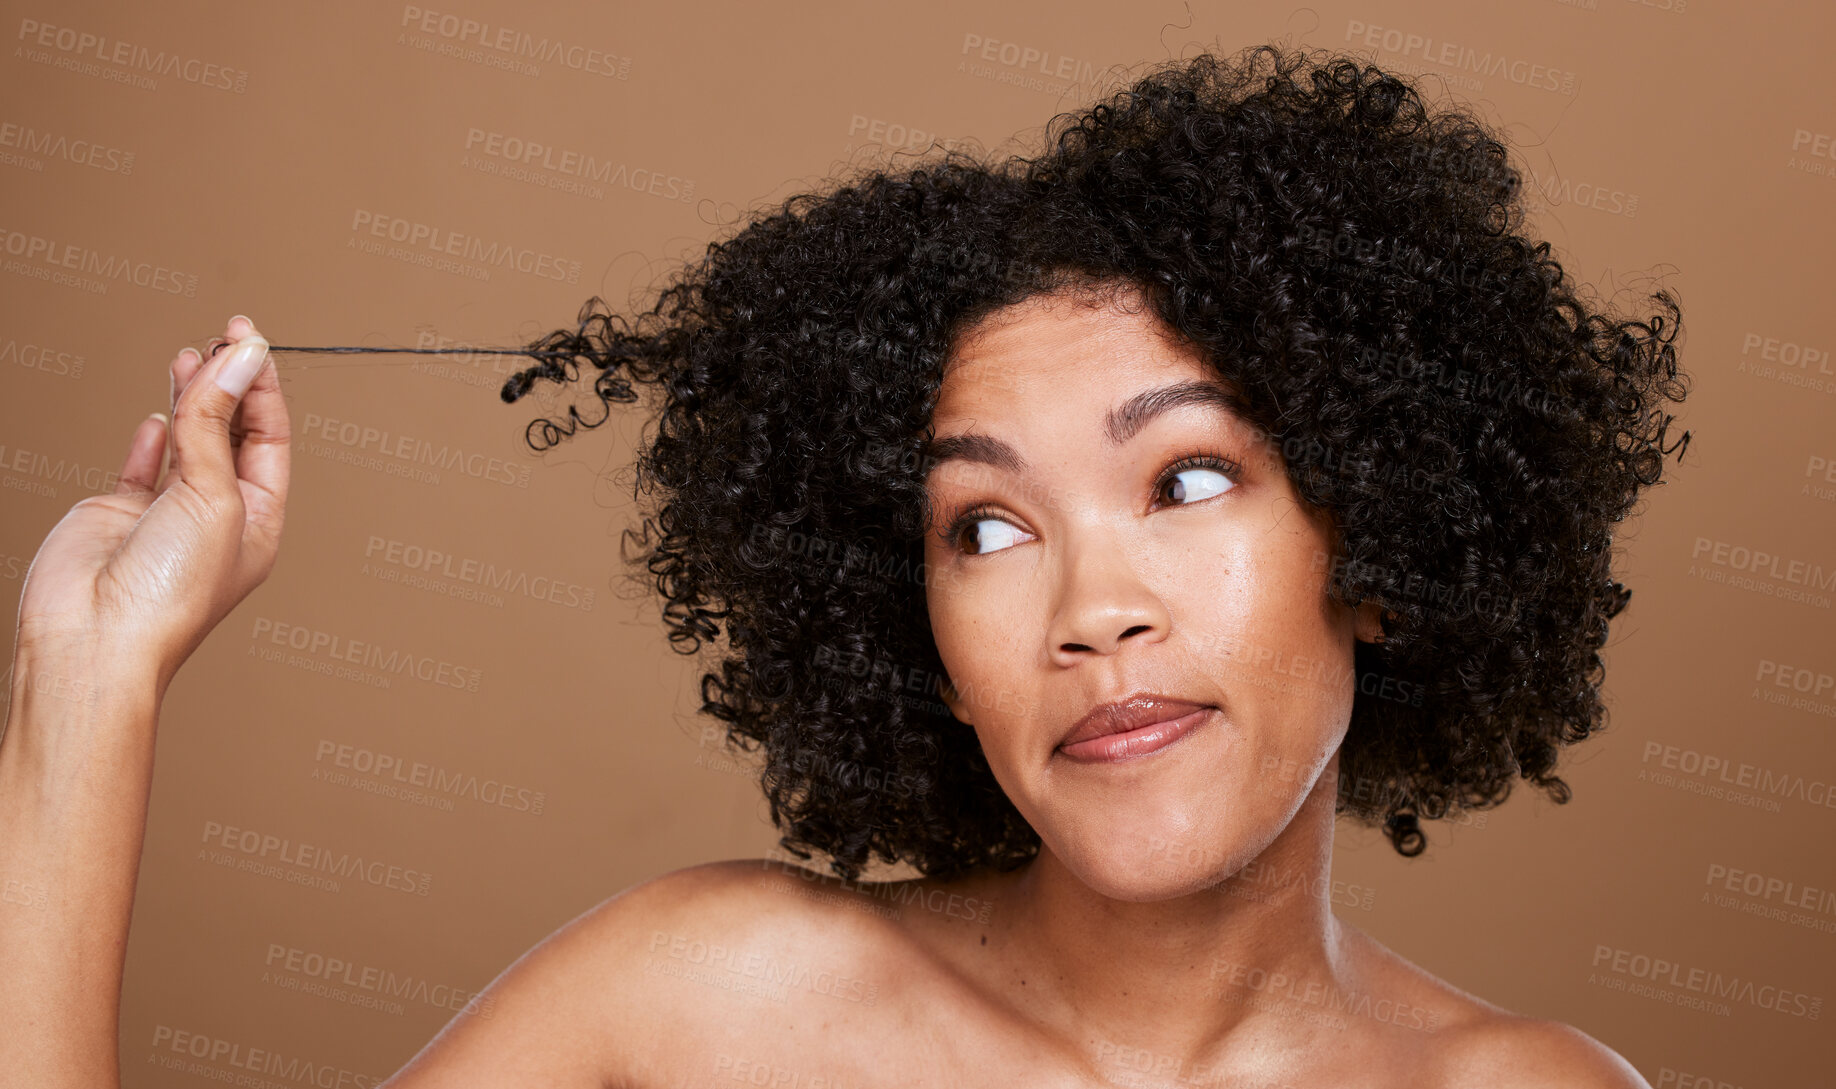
[1050,811,1275,903]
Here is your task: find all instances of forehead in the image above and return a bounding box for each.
[934,285,1215,416]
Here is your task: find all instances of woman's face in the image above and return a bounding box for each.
[922,285,1380,901]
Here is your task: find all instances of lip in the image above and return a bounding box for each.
[1056,693,1215,764]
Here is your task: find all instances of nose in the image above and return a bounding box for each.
[1044,527,1171,665]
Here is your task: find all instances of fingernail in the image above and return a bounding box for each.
[178,347,202,365]
[215,335,270,398]
[229,314,255,334]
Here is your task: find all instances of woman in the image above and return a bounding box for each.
[1,44,1685,1088]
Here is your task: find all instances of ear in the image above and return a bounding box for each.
[939,673,973,726]
[1352,600,1389,644]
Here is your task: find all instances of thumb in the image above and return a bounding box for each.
[169,333,269,497]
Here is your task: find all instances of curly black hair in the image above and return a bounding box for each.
[499,43,1689,879]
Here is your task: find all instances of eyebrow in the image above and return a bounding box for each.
[920,378,1245,481]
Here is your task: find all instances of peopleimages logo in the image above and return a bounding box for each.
[1344,20,1578,96]
[363,535,596,610]
[347,210,582,284]
[398,6,631,78]
[199,819,433,896]
[645,930,880,1006]
[1637,740,1836,815]
[264,942,495,1017]
[0,224,197,296]
[1703,862,1836,917]
[300,411,532,489]
[461,128,695,202]
[958,32,1104,86]
[1590,944,1822,1019]
[1523,166,1640,217]
[0,119,134,174]
[313,740,546,815]
[0,438,118,496]
[1690,536,1836,603]
[250,616,484,693]
[14,18,250,93]
[148,1026,382,1086]
[1,336,86,379]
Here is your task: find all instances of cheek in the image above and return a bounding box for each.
[1165,527,1355,743]
[924,558,1038,729]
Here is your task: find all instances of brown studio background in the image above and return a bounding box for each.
[1,0,1831,1083]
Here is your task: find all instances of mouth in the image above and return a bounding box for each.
[1056,693,1215,764]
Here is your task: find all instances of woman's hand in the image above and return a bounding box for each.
[13,314,290,694]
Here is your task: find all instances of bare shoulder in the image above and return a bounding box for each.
[1431,1015,1651,1089]
[1336,922,1648,1089]
[380,857,902,1089]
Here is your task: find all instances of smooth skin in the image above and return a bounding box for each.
[0,301,1650,1088]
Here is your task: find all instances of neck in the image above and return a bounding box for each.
[984,759,1352,1070]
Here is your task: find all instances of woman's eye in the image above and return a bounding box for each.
[1160,466,1234,505]
[956,517,1029,556]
